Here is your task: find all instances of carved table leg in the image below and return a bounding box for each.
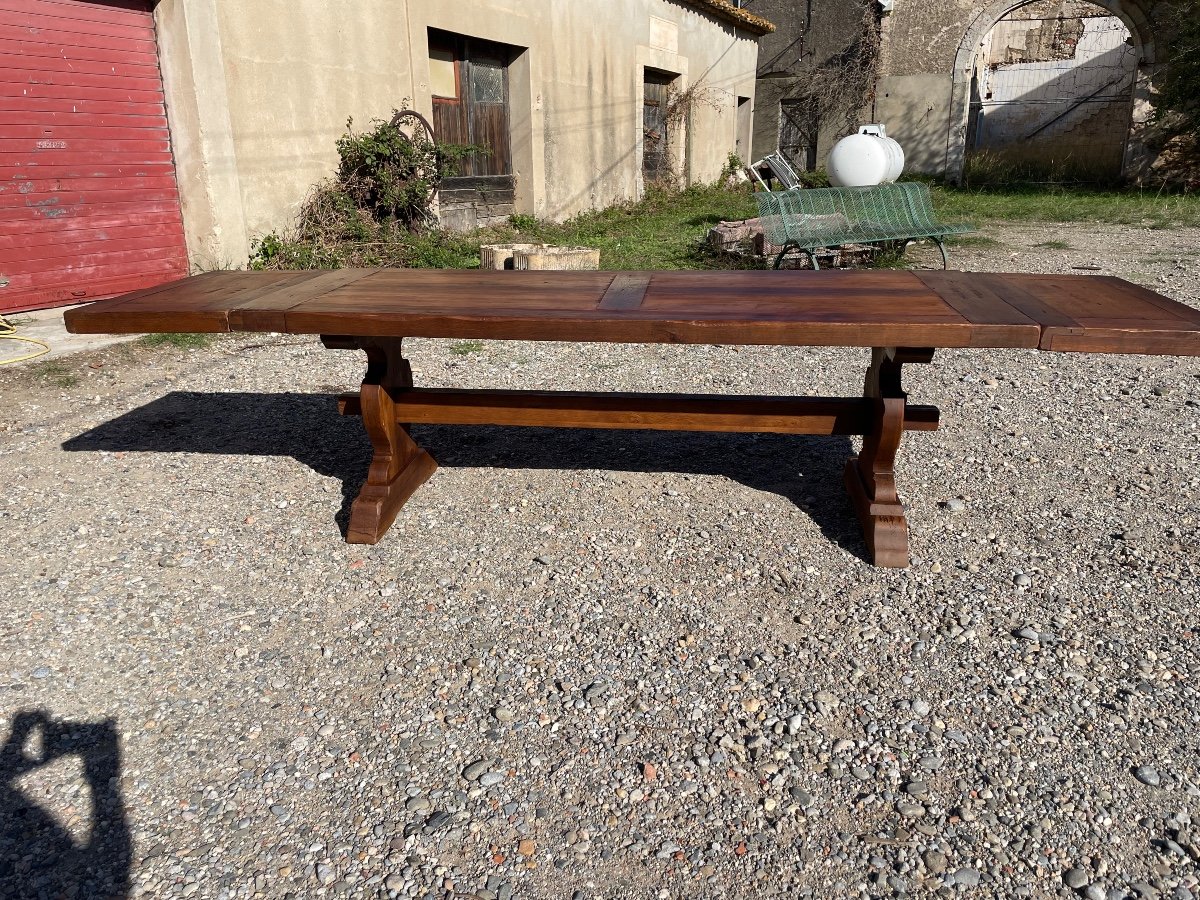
[326,336,438,544]
[843,347,934,568]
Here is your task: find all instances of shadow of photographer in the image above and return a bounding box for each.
[1,710,131,899]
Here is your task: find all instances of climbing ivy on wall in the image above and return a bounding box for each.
[778,0,882,154]
[1148,0,1200,183]
[1155,1,1200,131]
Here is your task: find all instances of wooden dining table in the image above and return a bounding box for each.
[64,268,1200,567]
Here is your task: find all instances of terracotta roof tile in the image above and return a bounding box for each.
[681,0,775,35]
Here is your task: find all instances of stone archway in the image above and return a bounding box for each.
[944,0,1156,183]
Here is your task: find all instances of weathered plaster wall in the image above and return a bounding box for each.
[154,0,249,269]
[154,0,759,268]
[873,74,954,173]
[876,0,1158,180]
[874,0,979,176]
[742,0,871,166]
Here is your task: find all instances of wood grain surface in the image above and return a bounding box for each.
[63,269,1200,355]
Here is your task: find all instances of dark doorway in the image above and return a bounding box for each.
[642,69,676,183]
[779,98,818,172]
[428,29,518,229]
[736,96,752,163]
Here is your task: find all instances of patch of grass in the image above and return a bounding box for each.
[33,359,79,388]
[1033,239,1072,250]
[961,150,1122,189]
[508,213,538,231]
[946,234,1001,247]
[449,340,485,355]
[928,182,1200,229]
[137,333,216,350]
[248,158,1200,282]
[518,183,758,270]
[870,248,910,269]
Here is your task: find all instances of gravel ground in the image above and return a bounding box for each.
[2,222,1199,900]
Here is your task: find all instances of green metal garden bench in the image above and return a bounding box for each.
[755,183,976,270]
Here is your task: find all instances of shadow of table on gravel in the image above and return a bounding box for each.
[1,710,131,900]
[62,391,868,561]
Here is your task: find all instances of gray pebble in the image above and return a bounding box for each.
[463,759,489,781]
[923,849,948,875]
[1065,868,1090,889]
[953,868,981,888]
[789,787,815,809]
[1135,765,1161,786]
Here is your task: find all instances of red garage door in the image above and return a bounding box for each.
[0,0,189,314]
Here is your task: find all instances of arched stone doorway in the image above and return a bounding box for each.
[945,0,1155,183]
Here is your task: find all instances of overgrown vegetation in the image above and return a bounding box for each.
[647,81,726,188]
[1150,1,1200,184]
[962,149,1125,189]
[250,109,479,270]
[137,333,215,350]
[244,103,1200,277]
[250,173,1200,277]
[774,1,882,166]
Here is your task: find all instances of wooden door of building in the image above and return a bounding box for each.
[779,98,818,172]
[429,31,512,178]
[429,30,514,229]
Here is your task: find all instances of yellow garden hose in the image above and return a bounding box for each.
[0,314,51,365]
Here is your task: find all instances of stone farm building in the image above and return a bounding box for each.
[0,0,769,312]
[744,0,1159,184]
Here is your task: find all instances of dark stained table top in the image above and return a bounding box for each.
[64,268,1200,355]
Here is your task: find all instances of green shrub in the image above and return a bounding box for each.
[335,111,477,226]
[508,213,539,231]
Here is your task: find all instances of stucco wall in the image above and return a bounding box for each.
[873,74,955,174]
[155,0,759,269]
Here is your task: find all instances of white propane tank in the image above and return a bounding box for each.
[826,124,905,187]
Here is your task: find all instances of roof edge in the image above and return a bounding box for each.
[680,0,775,35]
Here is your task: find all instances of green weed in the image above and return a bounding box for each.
[508,213,539,231]
[33,359,79,388]
[946,234,1001,247]
[449,340,485,355]
[138,333,215,350]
